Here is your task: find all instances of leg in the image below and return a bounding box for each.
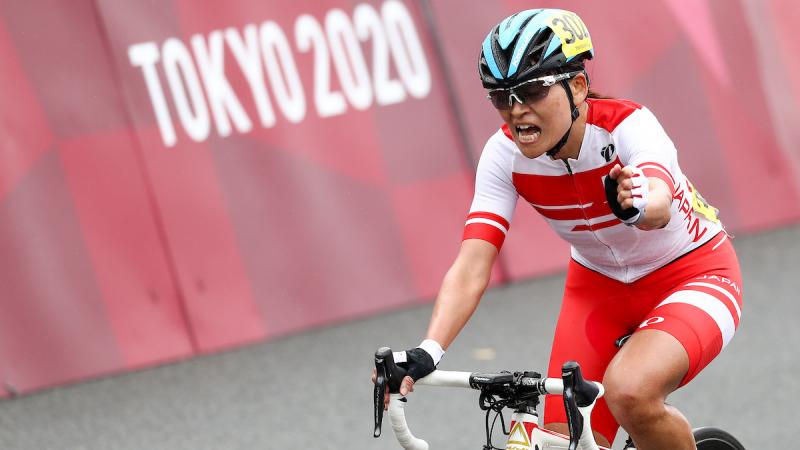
[543,260,636,447]
[605,236,743,449]
[603,329,694,450]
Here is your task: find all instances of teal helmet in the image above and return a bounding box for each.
[479,9,594,89]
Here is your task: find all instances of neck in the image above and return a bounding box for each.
[553,102,588,161]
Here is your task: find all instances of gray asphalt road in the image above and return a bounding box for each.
[1,225,798,450]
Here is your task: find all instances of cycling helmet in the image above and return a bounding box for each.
[479,8,594,89]
[478,9,595,157]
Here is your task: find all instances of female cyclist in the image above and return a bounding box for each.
[379,9,743,450]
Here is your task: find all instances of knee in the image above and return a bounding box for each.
[603,371,665,431]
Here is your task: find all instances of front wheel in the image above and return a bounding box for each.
[693,427,745,450]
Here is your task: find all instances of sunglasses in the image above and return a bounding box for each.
[486,71,583,110]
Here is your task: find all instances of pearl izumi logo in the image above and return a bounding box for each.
[639,316,665,328]
[601,143,615,162]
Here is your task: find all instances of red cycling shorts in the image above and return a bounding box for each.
[543,231,742,443]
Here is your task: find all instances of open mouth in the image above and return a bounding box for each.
[515,124,542,144]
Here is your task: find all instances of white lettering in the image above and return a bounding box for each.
[127,2,432,146]
[353,4,406,105]
[296,14,347,117]
[382,0,431,98]
[128,42,176,147]
[225,25,276,128]
[162,38,210,142]
[696,275,741,296]
[191,31,252,137]
[326,9,372,110]
[259,21,306,123]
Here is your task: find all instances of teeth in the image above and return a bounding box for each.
[517,129,541,144]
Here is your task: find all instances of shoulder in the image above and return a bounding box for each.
[586,98,647,133]
[587,99,670,144]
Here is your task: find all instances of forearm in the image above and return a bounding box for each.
[425,244,494,349]
[635,177,672,231]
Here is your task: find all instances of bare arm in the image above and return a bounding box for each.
[377,238,498,398]
[425,238,498,349]
[632,177,672,230]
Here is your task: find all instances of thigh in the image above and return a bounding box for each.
[632,238,743,386]
[603,328,689,403]
[543,260,633,444]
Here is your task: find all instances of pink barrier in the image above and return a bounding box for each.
[0,0,798,395]
[0,0,193,396]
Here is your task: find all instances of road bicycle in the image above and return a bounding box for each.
[372,347,745,450]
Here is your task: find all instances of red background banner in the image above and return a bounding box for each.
[1,0,798,395]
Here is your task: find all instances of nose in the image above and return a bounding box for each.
[509,95,529,116]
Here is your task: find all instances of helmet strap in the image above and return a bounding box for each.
[546,79,581,158]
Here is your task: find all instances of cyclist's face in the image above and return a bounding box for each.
[497,74,587,159]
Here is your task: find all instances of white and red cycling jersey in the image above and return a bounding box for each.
[463,98,724,283]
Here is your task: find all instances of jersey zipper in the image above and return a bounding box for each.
[562,160,625,273]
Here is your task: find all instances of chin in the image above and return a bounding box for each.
[516,140,549,159]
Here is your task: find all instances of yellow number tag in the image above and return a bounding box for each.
[548,11,593,58]
[688,180,720,223]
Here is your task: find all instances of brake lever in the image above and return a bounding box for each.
[562,361,601,450]
[374,350,388,437]
[562,362,584,450]
[373,347,408,438]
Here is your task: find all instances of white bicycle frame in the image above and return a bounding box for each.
[387,370,609,450]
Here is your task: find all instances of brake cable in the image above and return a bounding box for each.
[480,391,510,450]
[477,371,543,450]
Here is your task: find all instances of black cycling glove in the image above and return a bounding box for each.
[394,339,445,381]
[398,348,436,381]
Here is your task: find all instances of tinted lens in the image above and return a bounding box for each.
[515,83,550,103]
[488,90,512,109]
[487,82,550,110]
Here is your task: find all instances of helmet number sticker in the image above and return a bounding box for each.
[549,11,592,58]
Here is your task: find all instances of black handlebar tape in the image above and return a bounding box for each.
[604,175,640,221]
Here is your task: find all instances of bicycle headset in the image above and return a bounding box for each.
[478,9,595,157]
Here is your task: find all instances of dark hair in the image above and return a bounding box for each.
[587,89,612,99]
[558,60,613,100]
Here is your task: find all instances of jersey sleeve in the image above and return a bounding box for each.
[613,107,679,196]
[463,133,518,251]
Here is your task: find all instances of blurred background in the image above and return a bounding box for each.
[1,0,798,449]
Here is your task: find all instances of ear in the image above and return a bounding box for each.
[570,73,589,104]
